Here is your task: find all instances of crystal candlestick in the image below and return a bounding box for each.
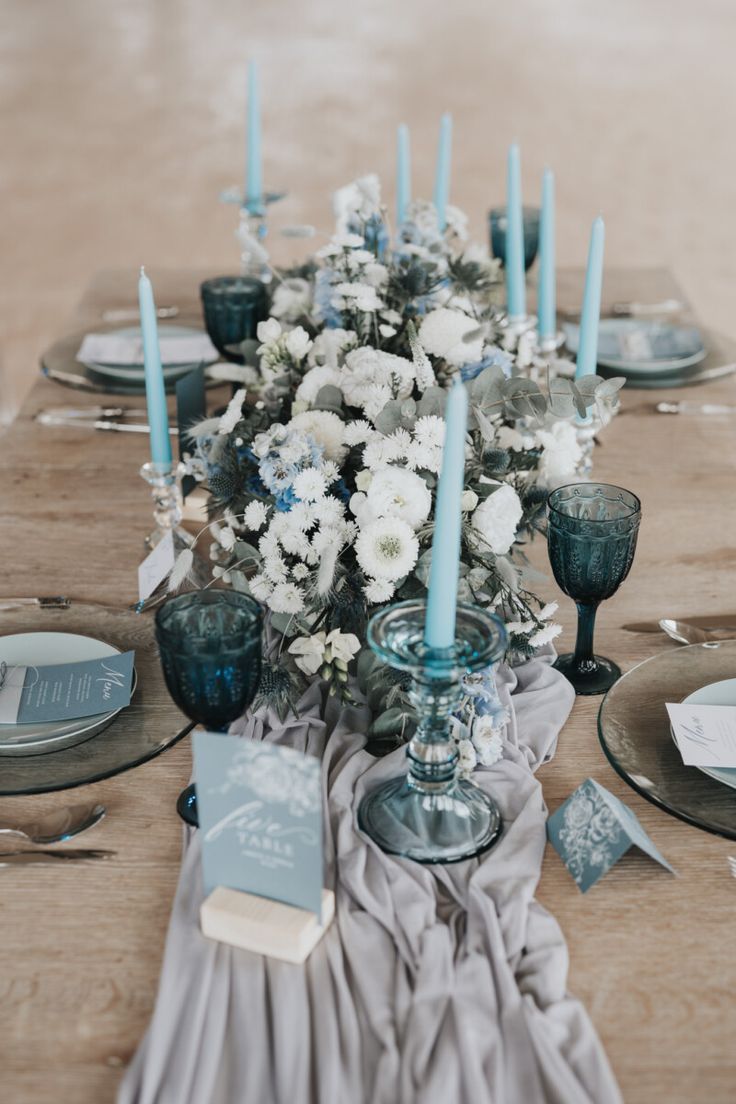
[140,460,192,552]
[358,600,508,864]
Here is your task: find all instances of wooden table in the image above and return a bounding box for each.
[1,269,734,1104]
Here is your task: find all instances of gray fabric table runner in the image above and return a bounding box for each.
[119,655,622,1104]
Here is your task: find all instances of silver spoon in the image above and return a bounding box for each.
[658,619,735,646]
[0,803,106,845]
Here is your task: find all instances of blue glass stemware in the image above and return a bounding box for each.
[489,205,541,271]
[155,590,263,825]
[547,483,641,696]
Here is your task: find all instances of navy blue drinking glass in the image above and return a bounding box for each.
[155,590,263,824]
[547,483,641,695]
[200,275,268,363]
[489,205,540,271]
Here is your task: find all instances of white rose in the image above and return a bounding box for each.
[471,484,523,555]
[418,307,483,367]
[366,467,431,530]
[288,633,327,676]
[295,365,342,405]
[461,489,479,512]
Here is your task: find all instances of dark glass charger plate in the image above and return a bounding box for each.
[0,605,192,795]
[598,640,736,839]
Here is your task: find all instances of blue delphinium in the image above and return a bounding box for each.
[461,345,513,382]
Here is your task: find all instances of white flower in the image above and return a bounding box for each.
[379,324,397,338]
[313,497,345,528]
[218,388,247,435]
[249,573,273,602]
[472,715,504,767]
[263,553,289,583]
[506,620,534,635]
[363,438,393,470]
[341,347,414,414]
[363,262,389,288]
[471,485,523,555]
[333,174,381,233]
[418,308,483,367]
[406,440,441,473]
[270,278,311,322]
[289,410,346,463]
[355,517,419,582]
[538,601,559,621]
[366,467,431,530]
[308,329,357,368]
[291,563,309,581]
[256,318,282,345]
[497,425,530,452]
[284,326,313,361]
[293,467,328,502]
[529,623,563,647]
[461,489,478,511]
[324,629,361,664]
[344,420,377,447]
[536,421,583,488]
[363,578,395,603]
[295,365,342,405]
[413,415,446,449]
[288,633,327,676]
[334,282,384,313]
[317,233,365,257]
[456,739,477,777]
[355,469,373,492]
[219,525,236,551]
[243,501,269,531]
[269,582,305,614]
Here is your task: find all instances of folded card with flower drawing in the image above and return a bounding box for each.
[547,778,676,892]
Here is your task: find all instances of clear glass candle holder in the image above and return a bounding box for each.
[358,599,508,864]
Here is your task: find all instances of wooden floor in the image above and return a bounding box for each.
[0,268,735,1104]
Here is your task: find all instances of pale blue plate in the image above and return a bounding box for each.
[564,319,706,375]
[675,678,736,791]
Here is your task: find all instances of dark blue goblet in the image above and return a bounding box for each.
[489,205,541,271]
[200,275,268,363]
[547,483,641,695]
[155,590,263,826]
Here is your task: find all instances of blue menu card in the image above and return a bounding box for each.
[547,778,676,892]
[0,651,135,724]
[193,732,324,917]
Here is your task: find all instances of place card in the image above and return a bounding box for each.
[665,702,736,768]
[137,530,176,603]
[0,651,135,725]
[77,332,218,367]
[193,732,324,917]
[547,778,676,893]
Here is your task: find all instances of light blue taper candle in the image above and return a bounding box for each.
[424,378,468,650]
[575,216,605,379]
[433,113,452,232]
[396,123,411,228]
[505,143,526,319]
[138,267,172,467]
[245,61,262,214]
[538,169,556,340]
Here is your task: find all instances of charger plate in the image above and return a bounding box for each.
[0,605,192,795]
[598,640,736,840]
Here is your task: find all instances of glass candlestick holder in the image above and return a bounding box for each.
[140,460,193,552]
[358,599,508,864]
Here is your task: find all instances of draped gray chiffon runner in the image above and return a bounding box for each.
[118,655,622,1104]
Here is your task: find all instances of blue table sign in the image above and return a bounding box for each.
[194,732,324,917]
[547,778,676,892]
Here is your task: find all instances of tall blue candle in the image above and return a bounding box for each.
[538,169,556,340]
[433,113,452,233]
[505,143,526,319]
[245,61,262,214]
[396,123,411,228]
[424,378,468,650]
[138,267,172,467]
[575,216,605,379]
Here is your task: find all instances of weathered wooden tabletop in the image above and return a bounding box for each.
[1,268,734,1104]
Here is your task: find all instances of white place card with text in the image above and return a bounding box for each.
[666,703,736,768]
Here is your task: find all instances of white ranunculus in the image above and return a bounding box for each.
[366,467,431,531]
[284,326,313,361]
[418,307,483,367]
[289,410,347,463]
[536,421,583,488]
[471,484,523,555]
[355,517,419,582]
[288,633,327,676]
[324,629,361,664]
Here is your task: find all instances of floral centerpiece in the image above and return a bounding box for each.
[179,176,622,769]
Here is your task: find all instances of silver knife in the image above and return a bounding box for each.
[102,306,179,323]
[623,616,736,633]
[36,413,178,434]
[38,405,149,420]
[43,368,112,393]
[0,849,115,867]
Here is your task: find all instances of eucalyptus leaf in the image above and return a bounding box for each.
[548,377,577,418]
[269,611,295,635]
[234,540,260,565]
[573,374,605,404]
[473,404,498,443]
[314,384,344,413]
[414,548,433,587]
[415,387,447,419]
[502,378,547,420]
[374,399,406,435]
[368,706,414,741]
[594,376,626,399]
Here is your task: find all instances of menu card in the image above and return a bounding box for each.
[666,702,736,767]
[0,651,135,724]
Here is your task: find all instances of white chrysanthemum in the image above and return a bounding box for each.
[313,496,345,528]
[284,326,313,361]
[406,440,442,474]
[295,365,342,405]
[344,420,376,447]
[263,553,289,584]
[289,410,347,463]
[322,461,340,485]
[270,513,308,556]
[293,467,328,503]
[413,415,446,449]
[456,739,477,778]
[529,623,563,647]
[366,468,431,530]
[270,278,311,322]
[341,347,414,414]
[334,282,384,313]
[363,437,393,470]
[243,501,269,531]
[256,318,282,345]
[316,233,365,257]
[363,577,395,603]
[269,582,305,614]
[471,484,523,555]
[497,425,531,451]
[258,531,280,559]
[249,573,273,602]
[418,308,483,367]
[218,388,247,435]
[355,517,419,582]
[363,262,389,288]
[536,421,583,488]
[291,562,310,581]
[285,501,317,532]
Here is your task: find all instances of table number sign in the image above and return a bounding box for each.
[547,778,676,892]
[194,732,324,917]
